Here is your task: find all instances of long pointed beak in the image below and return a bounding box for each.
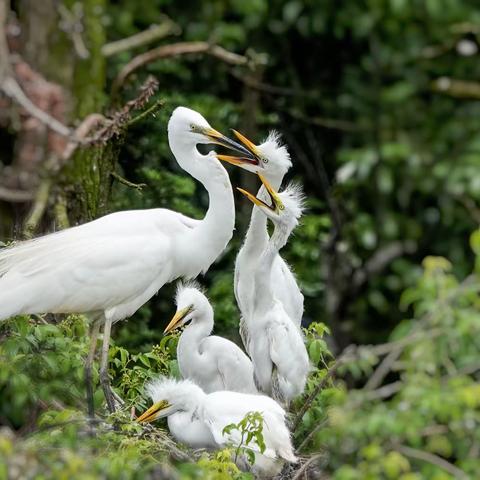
[137,400,170,423]
[201,127,258,159]
[237,174,284,212]
[164,305,193,334]
[200,127,262,169]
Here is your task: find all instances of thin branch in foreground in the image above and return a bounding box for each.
[0,185,34,202]
[291,453,325,480]
[393,444,468,479]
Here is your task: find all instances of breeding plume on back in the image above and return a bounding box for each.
[163,282,257,394]
[219,131,304,334]
[137,377,297,478]
[238,176,310,403]
[0,107,259,415]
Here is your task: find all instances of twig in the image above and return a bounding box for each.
[0,185,34,202]
[393,444,468,479]
[22,178,52,238]
[432,77,480,99]
[112,41,249,93]
[291,453,324,480]
[353,241,417,290]
[1,77,74,138]
[125,98,164,127]
[364,346,403,390]
[111,171,146,191]
[292,346,356,432]
[296,421,327,453]
[102,19,181,57]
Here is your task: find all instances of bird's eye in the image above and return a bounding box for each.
[190,124,197,131]
[263,158,269,164]
[278,204,285,211]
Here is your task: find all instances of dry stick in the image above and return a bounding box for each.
[296,421,327,453]
[394,444,468,479]
[292,347,355,433]
[22,178,52,238]
[1,77,74,138]
[364,345,403,391]
[0,185,34,202]
[291,453,325,480]
[102,19,181,57]
[112,41,249,93]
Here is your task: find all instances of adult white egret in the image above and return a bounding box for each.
[137,377,297,477]
[164,282,257,394]
[218,131,304,331]
[0,107,259,415]
[237,176,309,403]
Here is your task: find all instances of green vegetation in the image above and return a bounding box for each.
[2,0,480,478]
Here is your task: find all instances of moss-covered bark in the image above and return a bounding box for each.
[19,0,118,226]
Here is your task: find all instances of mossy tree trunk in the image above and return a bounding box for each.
[18,0,117,228]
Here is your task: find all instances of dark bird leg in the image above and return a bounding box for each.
[85,319,101,420]
[99,316,116,413]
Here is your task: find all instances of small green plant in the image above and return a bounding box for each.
[222,411,266,465]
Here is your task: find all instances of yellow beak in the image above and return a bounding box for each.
[136,400,170,423]
[164,305,193,334]
[200,127,258,162]
[237,174,284,212]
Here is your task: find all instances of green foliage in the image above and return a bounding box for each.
[223,411,266,465]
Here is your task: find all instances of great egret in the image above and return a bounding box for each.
[137,377,297,477]
[0,107,259,415]
[237,176,309,403]
[164,282,257,394]
[219,131,304,332]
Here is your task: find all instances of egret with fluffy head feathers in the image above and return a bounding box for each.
[163,282,257,394]
[0,107,259,415]
[237,176,310,403]
[137,377,297,477]
[219,131,304,336]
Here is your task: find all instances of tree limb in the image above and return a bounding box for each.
[393,444,468,479]
[112,41,249,93]
[102,18,181,57]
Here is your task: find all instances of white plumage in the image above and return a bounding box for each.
[232,132,304,333]
[138,377,297,477]
[164,282,257,394]
[237,178,310,404]
[0,107,257,413]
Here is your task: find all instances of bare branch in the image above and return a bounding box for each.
[0,185,34,202]
[102,18,181,57]
[2,76,73,138]
[291,453,325,480]
[432,77,480,99]
[393,444,468,479]
[112,41,249,93]
[364,346,403,390]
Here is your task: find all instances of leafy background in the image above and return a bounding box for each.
[1,0,480,478]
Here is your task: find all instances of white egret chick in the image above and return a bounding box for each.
[218,131,303,331]
[137,377,297,477]
[0,107,259,415]
[164,282,257,394]
[237,176,309,403]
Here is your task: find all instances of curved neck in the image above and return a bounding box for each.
[178,308,214,366]
[170,139,235,274]
[254,222,291,312]
[242,172,285,257]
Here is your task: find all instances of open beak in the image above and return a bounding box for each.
[164,305,193,334]
[212,129,262,169]
[237,174,284,212]
[199,127,260,167]
[136,400,170,423]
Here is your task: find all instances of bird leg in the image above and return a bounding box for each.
[99,316,116,414]
[85,320,101,420]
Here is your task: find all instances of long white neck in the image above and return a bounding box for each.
[177,306,214,372]
[254,222,292,313]
[242,171,285,258]
[169,139,235,275]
